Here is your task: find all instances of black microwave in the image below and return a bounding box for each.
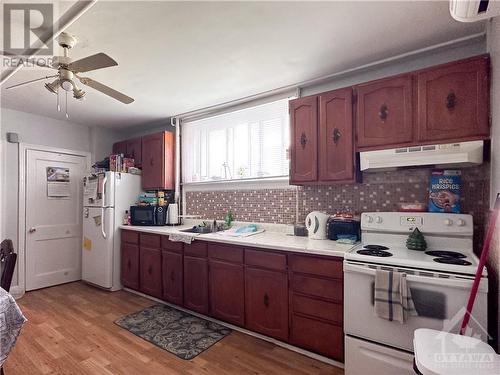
[130,205,167,226]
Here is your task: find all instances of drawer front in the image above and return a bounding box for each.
[291,294,342,325]
[122,230,139,244]
[290,314,344,361]
[140,233,161,249]
[161,236,183,253]
[184,241,208,258]
[208,243,243,264]
[289,254,342,278]
[290,274,343,302]
[245,249,286,271]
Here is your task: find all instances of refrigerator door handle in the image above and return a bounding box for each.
[101,207,107,239]
[102,174,108,208]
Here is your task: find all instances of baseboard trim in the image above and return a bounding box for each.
[122,287,344,369]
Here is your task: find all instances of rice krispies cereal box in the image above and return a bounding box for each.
[429,170,461,213]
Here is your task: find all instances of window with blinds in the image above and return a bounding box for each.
[182,98,290,183]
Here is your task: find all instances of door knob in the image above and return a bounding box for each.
[29,227,36,233]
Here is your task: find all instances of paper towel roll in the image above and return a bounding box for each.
[167,203,179,224]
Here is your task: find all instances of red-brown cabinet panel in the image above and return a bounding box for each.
[184,255,209,314]
[112,140,127,156]
[289,96,318,184]
[290,314,344,362]
[121,242,139,290]
[245,267,288,341]
[318,88,355,182]
[141,131,175,190]
[162,250,183,306]
[209,260,245,326]
[126,137,142,167]
[356,74,414,149]
[139,247,162,298]
[417,56,489,143]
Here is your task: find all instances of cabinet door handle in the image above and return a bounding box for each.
[263,293,269,307]
[332,128,342,145]
[300,132,307,149]
[378,104,389,121]
[150,158,154,166]
[446,92,456,109]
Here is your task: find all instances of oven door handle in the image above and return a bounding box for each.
[343,262,487,292]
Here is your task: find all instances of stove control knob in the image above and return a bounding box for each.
[444,218,453,226]
[375,216,383,224]
[365,216,373,224]
[456,219,466,227]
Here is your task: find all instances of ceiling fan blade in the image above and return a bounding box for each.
[77,76,134,104]
[5,74,59,89]
[68,53,118,73]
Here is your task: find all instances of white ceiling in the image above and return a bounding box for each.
[0,1,485,128]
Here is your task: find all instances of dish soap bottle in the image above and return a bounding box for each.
[224,211,234,228]
[123,210,130,225]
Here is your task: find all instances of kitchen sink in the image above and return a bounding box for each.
[180,224,224,234]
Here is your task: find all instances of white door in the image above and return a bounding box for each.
[82,207,114,288]
[25,149,87,291]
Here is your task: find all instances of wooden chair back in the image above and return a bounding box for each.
[0,239,17,292]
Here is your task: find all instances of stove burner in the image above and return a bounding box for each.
[363,244,390,251]
[425,251,467,259]
[357,249,393,257]
[433,257,472,266]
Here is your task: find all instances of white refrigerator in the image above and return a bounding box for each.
[82,172,142,291]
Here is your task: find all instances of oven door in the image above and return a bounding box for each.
[343,261,488,352]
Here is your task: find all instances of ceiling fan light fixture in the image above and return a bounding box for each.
[73,88,86,100]
[60,79,74,92]
[44,79,59,94]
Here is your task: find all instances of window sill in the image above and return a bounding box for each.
[182,176,293,191]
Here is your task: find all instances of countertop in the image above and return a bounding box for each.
[120,224,355,258]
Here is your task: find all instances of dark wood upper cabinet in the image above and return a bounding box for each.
[141,131,175,190]
[162,249,183,306]
[112,140,127,156]
[121,242,139,290]
[417,55,489,143]
[245,267,288,341]
[318,88,355,182]
[209,259,245,326]
[126,137,142,167]
[139,246,162,299]
[183,255,209,314]
[356,74,414,150]
[289,96,318,184]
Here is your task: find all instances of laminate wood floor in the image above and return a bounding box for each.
[5,282,343,375]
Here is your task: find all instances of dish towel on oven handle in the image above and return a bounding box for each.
[374,269,417,323]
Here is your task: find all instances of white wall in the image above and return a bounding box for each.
[89,126,123,163]
[0,108,92,292]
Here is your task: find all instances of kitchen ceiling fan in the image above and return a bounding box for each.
[5,32,134,112]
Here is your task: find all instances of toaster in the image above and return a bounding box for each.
[328,218,361,241]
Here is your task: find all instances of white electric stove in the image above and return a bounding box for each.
[344,212,488,375]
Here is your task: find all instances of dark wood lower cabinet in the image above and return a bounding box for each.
[121,235,345,362]
[139,246,162,298]
[245,267,288,341]
[183,255,209,314]
[121,242,139,290]
[161,250,183,305]
[290,313,344,361]
[209,260,245,326]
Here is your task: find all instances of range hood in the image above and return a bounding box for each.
[360,141,484,172]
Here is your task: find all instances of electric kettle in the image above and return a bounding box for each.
[305,211,330,240]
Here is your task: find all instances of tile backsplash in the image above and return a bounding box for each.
[185,164,490,252]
